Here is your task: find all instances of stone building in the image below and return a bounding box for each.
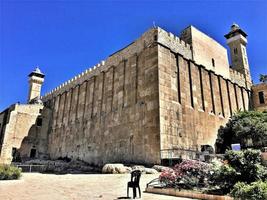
[0,24,265,165]
[252,83,267,111]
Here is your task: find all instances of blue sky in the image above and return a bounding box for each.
[0,0,267,111]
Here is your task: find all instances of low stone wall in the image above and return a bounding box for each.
[145,187,233,200]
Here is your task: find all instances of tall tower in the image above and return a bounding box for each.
[28,67,45,103]
[225,23,252,87]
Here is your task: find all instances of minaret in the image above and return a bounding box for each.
[225,23,252,87]
[28,67,45,103]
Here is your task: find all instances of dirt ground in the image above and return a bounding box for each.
[0,173,193,200]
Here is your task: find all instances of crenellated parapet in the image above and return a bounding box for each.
[229,68,247,88]
[41,60,106,102]
[157,27,192,60]
[41,27,193,102]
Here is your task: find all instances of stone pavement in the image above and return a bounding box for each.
[0,173,194,200]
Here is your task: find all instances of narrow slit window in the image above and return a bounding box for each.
[212,58,215,67]
[234,48,238,55]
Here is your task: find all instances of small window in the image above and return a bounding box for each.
[259,91,265,104]
[37,118,42,127]
[234,48,238,55]
[212,58,215,67]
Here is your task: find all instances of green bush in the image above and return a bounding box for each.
[216,111,267,153]
[231,181,267,200]
[208,149,267,194]
[0,165,22,180]
[225,149,267,183]
[208,164,240,194]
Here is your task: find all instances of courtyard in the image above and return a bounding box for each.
[0,173,193,200]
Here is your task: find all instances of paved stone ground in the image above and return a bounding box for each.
[0,173,193,200]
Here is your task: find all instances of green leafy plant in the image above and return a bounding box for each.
[0,165,22,180]
[208,162,240,194]
[216,111,267,153]
[231,181,267,200]
[208,149,267,194]
[259,74,267,83]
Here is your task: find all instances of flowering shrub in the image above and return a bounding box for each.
[158,149,267,199]
[174,160,211,189]
[159,160,211,189]
[159,168,176,187]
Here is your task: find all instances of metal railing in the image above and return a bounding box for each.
[160,148,224,166]
[13,164,46,173]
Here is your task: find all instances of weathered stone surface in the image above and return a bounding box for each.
[181,26,230,79]
[0,104,45,164]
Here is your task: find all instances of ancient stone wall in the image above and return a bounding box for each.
[158,44,250,159]
[0,26,255,165]
[180,26,230,79]
[0,104,43,164]
[18,107,51,160]
[37,26,251,165]
[42,28,161,166]
[229,68,247,88]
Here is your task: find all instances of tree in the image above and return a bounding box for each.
[259,74,267,83]
[215,111,267,153]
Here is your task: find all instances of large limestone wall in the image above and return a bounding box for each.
[40,27,194,165]
[158,44,250,159]
[18,107,51,160]
[229,68,247,88]
[39,26,251,165]
[180,26,230,79]
[42,29,161,166]
[0,107,12,157]
[0,104,43,164]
